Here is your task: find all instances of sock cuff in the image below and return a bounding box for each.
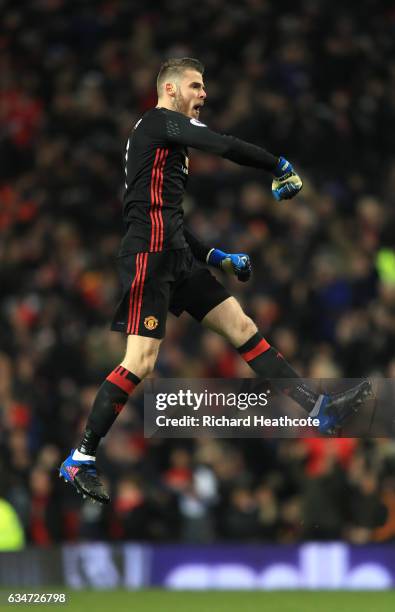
[106,365,141,394]
[237,332,271,362]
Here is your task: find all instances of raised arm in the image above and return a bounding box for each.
[148,109,302,199]
[162,109,279,172]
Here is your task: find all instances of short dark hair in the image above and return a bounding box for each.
[157,58,204,95]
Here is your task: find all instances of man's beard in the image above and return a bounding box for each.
[173,89,188,115]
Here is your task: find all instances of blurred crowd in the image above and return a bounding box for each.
[1,0,395,547]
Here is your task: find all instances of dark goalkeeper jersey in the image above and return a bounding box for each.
[120,107,278,255]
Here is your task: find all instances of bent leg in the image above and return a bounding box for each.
[120,333,162,379]
[201,296,257,347]
[202,297,319,412]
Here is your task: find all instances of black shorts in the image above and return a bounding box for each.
[110,248,231,339]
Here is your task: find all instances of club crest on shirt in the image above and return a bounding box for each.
[144,315,159,330]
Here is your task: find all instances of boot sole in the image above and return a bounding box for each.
[59,464,110,505]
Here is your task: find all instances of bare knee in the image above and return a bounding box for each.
[231,315,257,347]
[219,313,257,347]
[134,347,159,378]
[203,298,258,347]
[120,336,162,379]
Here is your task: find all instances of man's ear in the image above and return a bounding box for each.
[165,82,176,97]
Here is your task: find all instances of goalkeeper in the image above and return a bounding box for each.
[60,57,372,503]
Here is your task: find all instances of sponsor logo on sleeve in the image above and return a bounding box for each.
[190,118,207,127]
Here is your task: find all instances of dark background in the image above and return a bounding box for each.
[1,0,395,547]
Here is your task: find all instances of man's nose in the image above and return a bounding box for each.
[200,90,207,99]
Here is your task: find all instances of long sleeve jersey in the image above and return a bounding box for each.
[120,107,278,255]
[183,226,210,263]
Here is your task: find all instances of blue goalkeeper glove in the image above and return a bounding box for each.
[207,249,252,282]
[272,157,303,201]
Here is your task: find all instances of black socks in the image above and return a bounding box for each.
[237,332,319,411]
[78,366,141,456]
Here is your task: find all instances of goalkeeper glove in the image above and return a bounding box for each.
[207,249,252,282]
[272,157,303,201]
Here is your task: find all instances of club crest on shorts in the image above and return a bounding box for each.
[144,315,159,330]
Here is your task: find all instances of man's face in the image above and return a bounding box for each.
[173,69,206,119]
